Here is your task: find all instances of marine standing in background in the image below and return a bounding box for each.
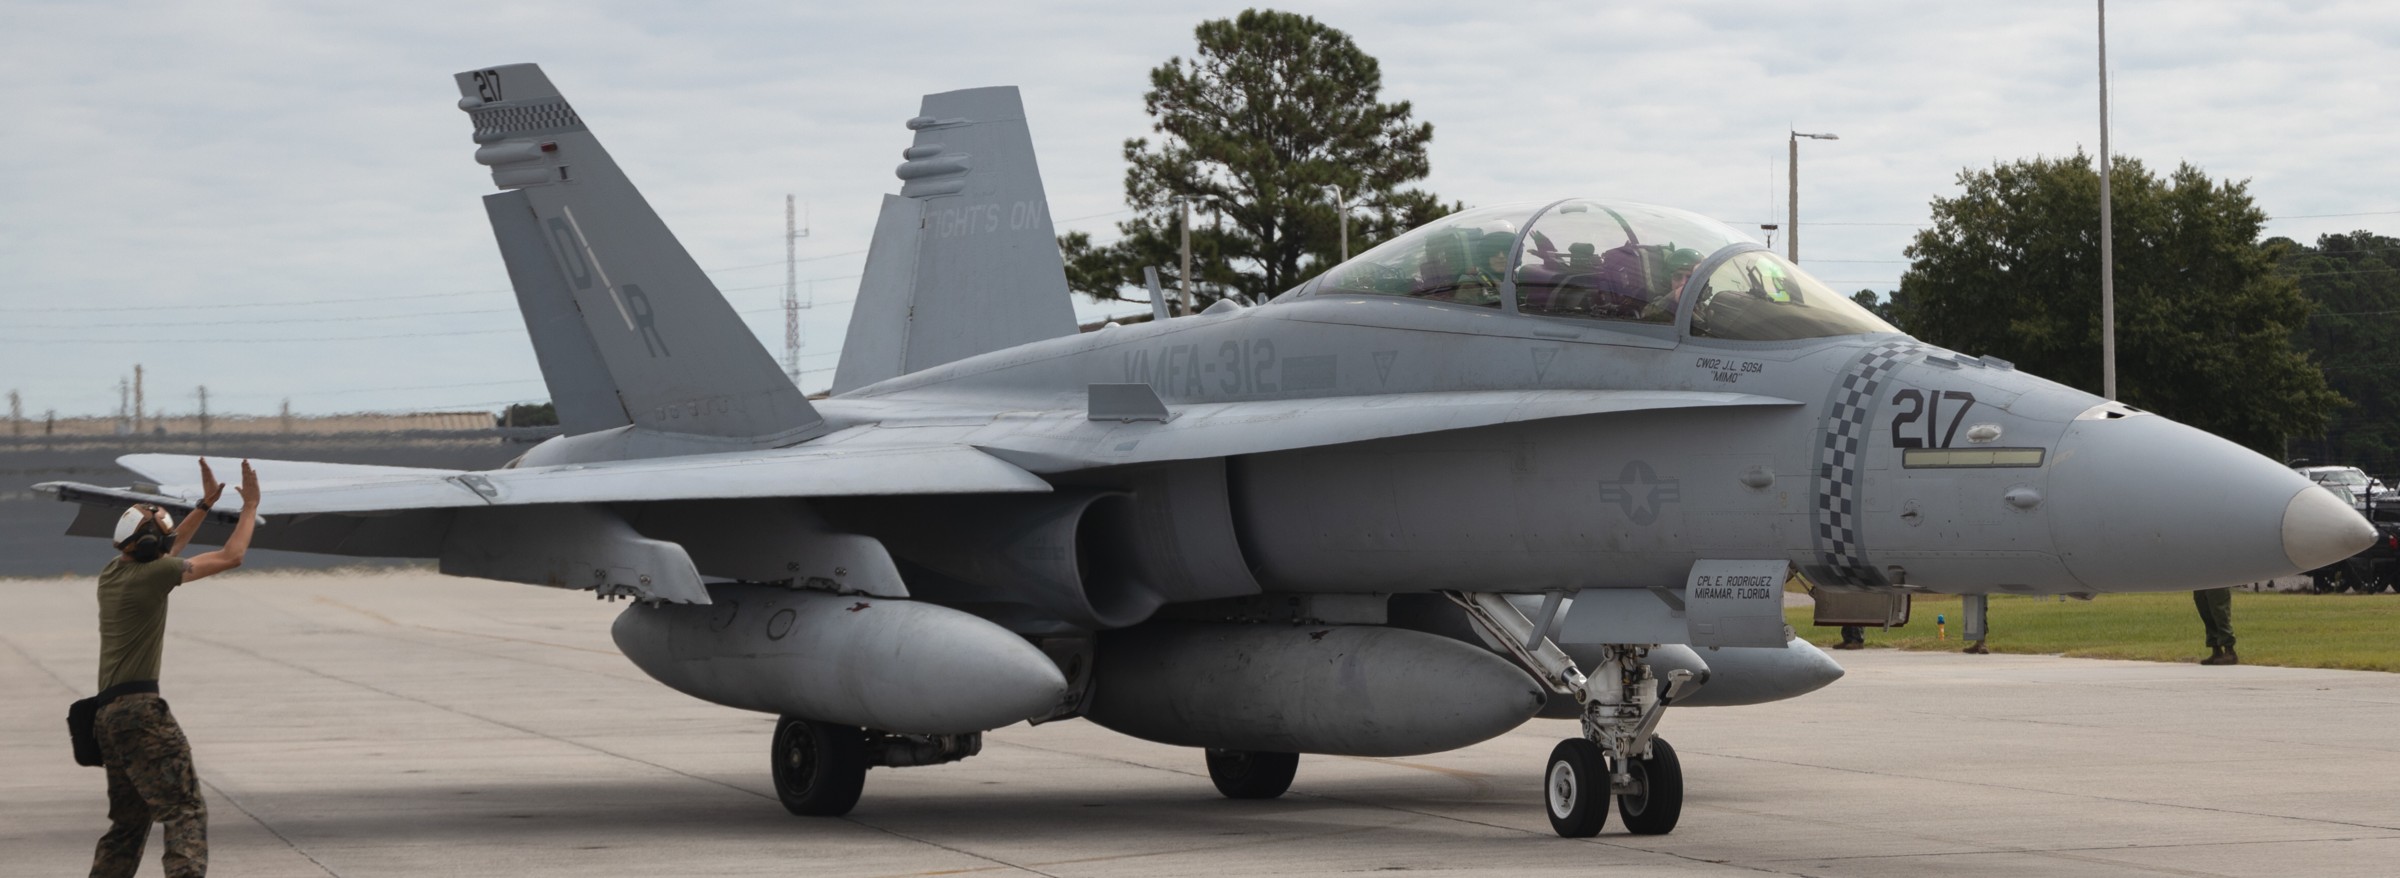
[89,459,260,878]
[2193,586,2237,665]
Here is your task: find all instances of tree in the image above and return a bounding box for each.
[2280,232,2400,475]
[499,402,557,428]
[1850,289,1900,323]
[1064,9,1460,308]
[1894,153,2340,454]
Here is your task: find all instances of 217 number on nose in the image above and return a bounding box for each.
[1889,389,1976,449]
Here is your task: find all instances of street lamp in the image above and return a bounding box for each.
[1788,131,1838,263]
[2097,0,2117,401]
[1170,195,1203,315]
[1325,185,1351,262]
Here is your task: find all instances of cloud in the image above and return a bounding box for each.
[2,0,2392,414]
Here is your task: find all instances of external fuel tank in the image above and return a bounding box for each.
[612,583,1068,734]
[1086,622,1546,756]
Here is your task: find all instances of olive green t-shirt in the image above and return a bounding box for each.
[96,555,187,690]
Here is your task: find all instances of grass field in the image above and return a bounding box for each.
[1787,590,2400,672]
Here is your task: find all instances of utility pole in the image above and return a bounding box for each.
[7,389,20,437]
[197,385,210,437]
[117,376,130,434]
[133,364,144,434]
[785,195,811,386]
[280,398,293,434]
[1175,195,1196,315]
[2098,0,2117,401]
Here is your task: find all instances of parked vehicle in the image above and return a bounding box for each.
[2313,491,2400,593]
[2295,465,2387,512]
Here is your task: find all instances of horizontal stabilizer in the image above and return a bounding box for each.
[43,445,1051,518]
[972,390,1802,473]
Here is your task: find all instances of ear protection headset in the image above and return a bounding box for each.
[112,504,176,563]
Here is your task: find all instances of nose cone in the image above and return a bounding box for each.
[2283,484,2377,571]
[2049,413,2371,591]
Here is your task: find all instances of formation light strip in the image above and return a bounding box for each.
[1902,448,2046,468]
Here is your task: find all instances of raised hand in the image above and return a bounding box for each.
[197,459,226,508]
[237,459,261,508]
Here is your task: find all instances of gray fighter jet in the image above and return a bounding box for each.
[40,64,2375,838]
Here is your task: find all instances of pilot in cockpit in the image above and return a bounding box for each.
[1452,230,1514,306]
[1637,247,1706,323]
[1414,225,1512,307]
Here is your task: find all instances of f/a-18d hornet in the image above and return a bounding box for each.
[41,63,2374,838]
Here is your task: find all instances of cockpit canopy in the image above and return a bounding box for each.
[1303,198,1898,342]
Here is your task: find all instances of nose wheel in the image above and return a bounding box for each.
[1545,738,1609,836]
[1548,644,1692,837]
[1614,737,1682,835]
[1441,593,1698,838]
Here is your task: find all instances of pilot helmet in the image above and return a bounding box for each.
[1473,228,1517,262]
[1663,246,1705,280]
[113,504,176,563]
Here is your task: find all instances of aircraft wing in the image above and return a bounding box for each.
[972,389,1803,473]
[39,444,1052,517]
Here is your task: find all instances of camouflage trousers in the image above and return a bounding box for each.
[91,693,207,878]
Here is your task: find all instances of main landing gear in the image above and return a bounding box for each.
[771,715,984,817]
[772,717,866,816]
[1449,593,1694,838]
[1205,748,1300,799]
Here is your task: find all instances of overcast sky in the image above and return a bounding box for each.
[4,1,2394,417]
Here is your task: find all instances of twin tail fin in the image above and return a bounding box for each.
[458,63,825,444]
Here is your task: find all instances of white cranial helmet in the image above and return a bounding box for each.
[112,505,175,547]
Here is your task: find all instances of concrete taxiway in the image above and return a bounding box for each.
[5,571,2399,877]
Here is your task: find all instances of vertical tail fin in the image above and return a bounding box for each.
[459,64,825,444]
[832,87,1080,394]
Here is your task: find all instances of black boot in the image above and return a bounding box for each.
[2201,645,2239,666]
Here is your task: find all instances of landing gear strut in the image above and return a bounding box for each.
[1449,593,1693,838]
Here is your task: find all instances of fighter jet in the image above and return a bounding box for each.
[40,63,2375,838]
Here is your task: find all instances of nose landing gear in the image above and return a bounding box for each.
[1447,593,1694,838]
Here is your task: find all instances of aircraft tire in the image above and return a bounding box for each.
[1205,748,1298,799]
[772,716,867,817]
[1616,737,1683,835]
[1544,738,1608,837]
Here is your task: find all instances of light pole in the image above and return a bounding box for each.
[1325,185,1350,262]
[2098,0,2116,401]
[1171,195,1199,315]
[1788,131,1838,263]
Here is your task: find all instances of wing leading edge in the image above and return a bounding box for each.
[38,444,1052,518]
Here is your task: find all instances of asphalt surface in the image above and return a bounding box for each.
[6,571,2398,877]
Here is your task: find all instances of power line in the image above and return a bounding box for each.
[8,277,866,330]
[10,289,502,314]
[0,328,526,344]
[11,306,518,330]
[0,298,862,344]
[2273,210,2400,220]
[1056,207,1138,224]
[5,259,870,314]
